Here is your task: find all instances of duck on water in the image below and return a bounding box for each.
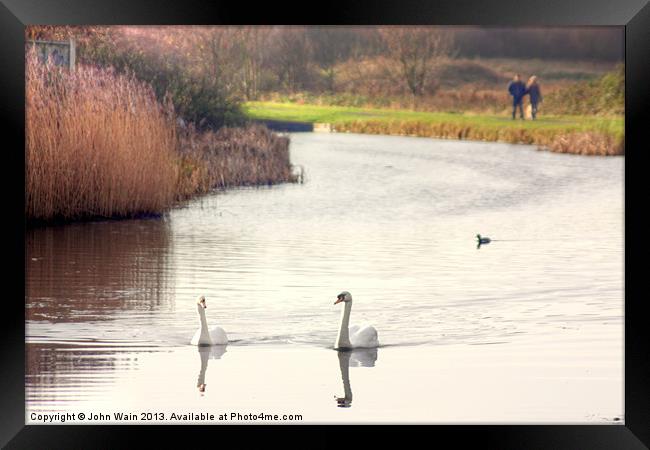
[476,234,491,249]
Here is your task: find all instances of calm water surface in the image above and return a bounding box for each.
[26,133,623,423]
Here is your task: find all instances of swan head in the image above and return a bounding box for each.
[197,295,207,309]
[334,291,352,305]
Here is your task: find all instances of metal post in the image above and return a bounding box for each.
[69,38,76,71]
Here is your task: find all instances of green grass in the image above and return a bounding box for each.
[244,101,623,137]
[244,101,624,155]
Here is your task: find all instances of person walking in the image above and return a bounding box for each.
[525,75,542,120]
[507,74,526,120]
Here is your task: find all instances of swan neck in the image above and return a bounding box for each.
[198,305,209,328]
[336,301,352,349]
[197,305,211,345]
[198,349,209,386]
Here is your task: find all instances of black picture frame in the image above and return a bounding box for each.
[2,0,648,448]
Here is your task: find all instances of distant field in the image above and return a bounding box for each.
[244,102,624,156]
[256,57,623,118]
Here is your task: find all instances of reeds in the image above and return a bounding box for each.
[548,131,624,156]
[26,50,297,224]
[331,120,624,155]
[176,123,296,198]
[26,51,178,222]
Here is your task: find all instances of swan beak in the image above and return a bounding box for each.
[334,297,343,305]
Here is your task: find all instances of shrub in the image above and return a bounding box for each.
[79,39,243,129]
[544,65,624,115]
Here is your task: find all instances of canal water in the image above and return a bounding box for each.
[26,133,624,423]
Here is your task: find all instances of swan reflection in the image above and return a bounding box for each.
[335,348,377,408]
[197,345,227,393]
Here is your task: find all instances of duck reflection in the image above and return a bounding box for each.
[197,345,227,393]
[335,348,377,408]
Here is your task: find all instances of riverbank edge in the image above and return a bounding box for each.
[260,119,623,156]
[25,177,297,229]
[316,121,623,156]
[26,124,299,228]
[25,211,166,229]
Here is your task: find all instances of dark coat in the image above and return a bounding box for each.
[508,80,526,101]
[526,84,542,104]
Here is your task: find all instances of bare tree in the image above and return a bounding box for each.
[236,26,272,100]
[268,27,312,93]
[306,26,358,92]
[198,27,242,99]
[379,27,455,106]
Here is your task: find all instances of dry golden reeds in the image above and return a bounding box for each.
[26,51,178,222]
[175,123,295,198]
[547,131,624,156]
[26,49,298,224]
[331,120,623,155]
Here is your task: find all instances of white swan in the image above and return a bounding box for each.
[191,296,228,346]
[334,291,379,349]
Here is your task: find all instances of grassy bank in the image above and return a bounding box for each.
[244,101,624,155]
[26,55,295,224]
